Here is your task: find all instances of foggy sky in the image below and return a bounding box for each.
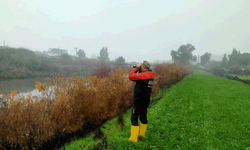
[1,0,249,63]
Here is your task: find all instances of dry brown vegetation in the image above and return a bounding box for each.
[152,62,192,93]
[0,62,192,149]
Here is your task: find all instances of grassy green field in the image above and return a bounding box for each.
[61,70,250,150]
[237,76,250,80]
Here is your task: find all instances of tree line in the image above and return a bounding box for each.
[220,48,250,74]
[0,47,126,78]
[170,43,212,66]
[221,48,250,68]
[170,43,250,75]
[1,43,249,78]
[171,44,250,68]
[76,47,125,63]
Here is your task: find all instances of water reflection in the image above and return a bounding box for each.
[0,77,46,94]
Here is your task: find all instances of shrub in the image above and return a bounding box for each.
[244,67,250,75]
[210,66,226,76]
[152,63,192,94]
[229,64,242,74]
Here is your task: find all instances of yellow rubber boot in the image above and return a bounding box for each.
[128,125,139,142]
[139,123,147,137]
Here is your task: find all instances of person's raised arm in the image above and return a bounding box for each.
[128,69,154,81]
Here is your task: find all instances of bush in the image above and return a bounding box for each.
[243,67,250,75]
[210,66,226,76]
[229,64,242,74]
[152,63,192,94]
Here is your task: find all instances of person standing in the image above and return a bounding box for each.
[128,61,155,142]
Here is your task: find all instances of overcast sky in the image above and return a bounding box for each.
[0,0,249,62]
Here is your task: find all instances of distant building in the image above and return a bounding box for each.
[43,48,68,57]
[48,48,67,55]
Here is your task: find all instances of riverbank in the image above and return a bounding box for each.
[0,63,192,150]
[62,70,250,149]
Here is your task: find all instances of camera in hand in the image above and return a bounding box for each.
[133,64,141,69]
[133,64,142,73]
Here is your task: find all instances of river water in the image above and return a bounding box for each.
[0,77,46,97]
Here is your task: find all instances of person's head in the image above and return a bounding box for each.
[141,61,150,72]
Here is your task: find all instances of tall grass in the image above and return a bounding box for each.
[0,62,192,149]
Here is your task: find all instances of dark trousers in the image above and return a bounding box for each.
[131,106,148,126]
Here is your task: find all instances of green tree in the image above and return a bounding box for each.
[116,56,125,64]
[193,55,197,62]
[200,52,212,65]
[170,43,196,64]
[60,53,73,61]
[98,47,110,62]
[221,53,228,68]
[76,49,86,59]
[238,53,250,66]
[228,48,241,67]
